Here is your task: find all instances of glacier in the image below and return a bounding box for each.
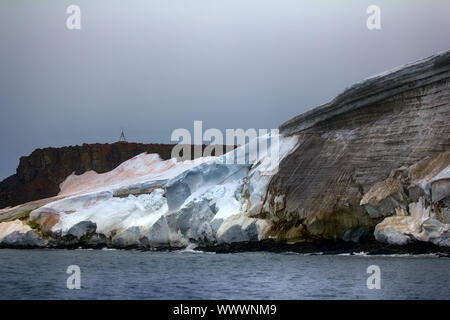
[0,134,298,248]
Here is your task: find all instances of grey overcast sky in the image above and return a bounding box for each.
[0,0,450,180]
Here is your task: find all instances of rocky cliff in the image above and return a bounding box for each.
[0,142,178,209]
[264,50,450,242]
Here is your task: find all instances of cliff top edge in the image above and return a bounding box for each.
[279,49,450,135]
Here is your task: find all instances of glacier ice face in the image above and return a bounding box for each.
[22,133,299,248]
[30,188,168,238]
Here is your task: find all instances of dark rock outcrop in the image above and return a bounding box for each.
[0,230,43,248]
[66,221,97,239]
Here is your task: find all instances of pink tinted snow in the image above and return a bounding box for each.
[58,153,212,197]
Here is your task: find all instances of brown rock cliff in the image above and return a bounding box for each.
[0,142,228,209]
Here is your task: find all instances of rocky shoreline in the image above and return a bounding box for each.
[1,237,449,258]
[198,239,450,257]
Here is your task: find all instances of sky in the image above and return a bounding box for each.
[0,0,450,181]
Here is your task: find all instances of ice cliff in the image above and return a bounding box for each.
[0,50,449,249]
[264,50,450,246]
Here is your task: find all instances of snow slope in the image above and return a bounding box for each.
[22,133,298,247]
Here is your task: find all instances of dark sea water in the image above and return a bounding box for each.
[0,248,448,299]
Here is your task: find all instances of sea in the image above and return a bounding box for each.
[0,248,448,299]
